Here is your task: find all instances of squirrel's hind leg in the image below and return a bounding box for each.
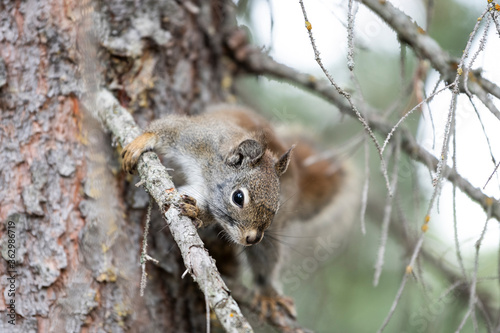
[245,238,297,320]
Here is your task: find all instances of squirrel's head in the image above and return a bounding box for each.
[213,138,294,246]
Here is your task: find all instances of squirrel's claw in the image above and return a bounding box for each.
[252,292,297,324]
[276,295,297,318]
[179,194,203,228]
[121,142,142,174]
[121,132,157,174]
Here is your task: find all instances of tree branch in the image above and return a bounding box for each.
[367,199,496,329]
[89,89,253,333]
[356,0,500,122]
[227,40,500,222]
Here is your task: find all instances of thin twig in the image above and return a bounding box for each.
[464,15,491,97]
[360,135,370,235]
[432,6,487,203]
[377,236,424,333]
[471,307,479,333]
[374,138,401,286]
[298,0,393,196]
[452,185,467,280]
[456,202,492,332]
[455,306,474,333]
[347,0,356,71]
[468,96,498,169]
[425,77,443,151]
[370,199,497,329]
[484,161,500,190]
[433,5,488,188]
[430,91,456,202]
[140,197,156,296]
[381,83,454,153]
[492,11,500,38]
[438,280,463,302]
[475,298,493,332]
[466,95,500,191]
[452,103,467,281]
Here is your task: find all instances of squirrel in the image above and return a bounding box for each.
[121,104,355,319]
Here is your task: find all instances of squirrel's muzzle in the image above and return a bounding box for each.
[243,230,263,246]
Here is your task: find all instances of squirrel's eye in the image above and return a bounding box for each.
[232,190,245,207]
[230,188,249,208]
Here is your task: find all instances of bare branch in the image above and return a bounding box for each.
[374,139,401,286]
[492,10,500,39]
[424,77,442,151]
[485,161,500,190]
[368,200,497,328]
[458,203,492,332]
[468,96,498,169]
[464,15,491,96]
[89,89,253,333]
[381,83,454,153]
[140,197,158,297]
[356,0,500,122]
[347,0,356,71]
[229,43,500,222]
[376,236,424,333]
[452,177,467,281]
[360,136,370,235]
[298,0,393,196]
[455,306,473,333]
[429,6,489,213]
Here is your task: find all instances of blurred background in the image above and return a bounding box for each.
[233,0,500,331]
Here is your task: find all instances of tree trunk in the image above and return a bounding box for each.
[1,0,237,331]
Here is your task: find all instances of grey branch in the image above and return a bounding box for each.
[357,0,500,122]
[230,42,500,221]
[90,89,253,333]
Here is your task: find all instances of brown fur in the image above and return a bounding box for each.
[121,104,351,309]
[292,141,344,220]
[121,106,294,247]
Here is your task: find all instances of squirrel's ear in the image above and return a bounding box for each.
[226,139,264,167]
[275,145,295,177]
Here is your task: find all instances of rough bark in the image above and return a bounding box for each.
[0,0,242,332]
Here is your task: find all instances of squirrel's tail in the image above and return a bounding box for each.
[275,126,361,266]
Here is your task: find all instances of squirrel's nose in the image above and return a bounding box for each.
[245,230,263,245]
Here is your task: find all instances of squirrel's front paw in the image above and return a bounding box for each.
[179,195,203,228]
[121,132,157,174]
[252,292,297,323]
